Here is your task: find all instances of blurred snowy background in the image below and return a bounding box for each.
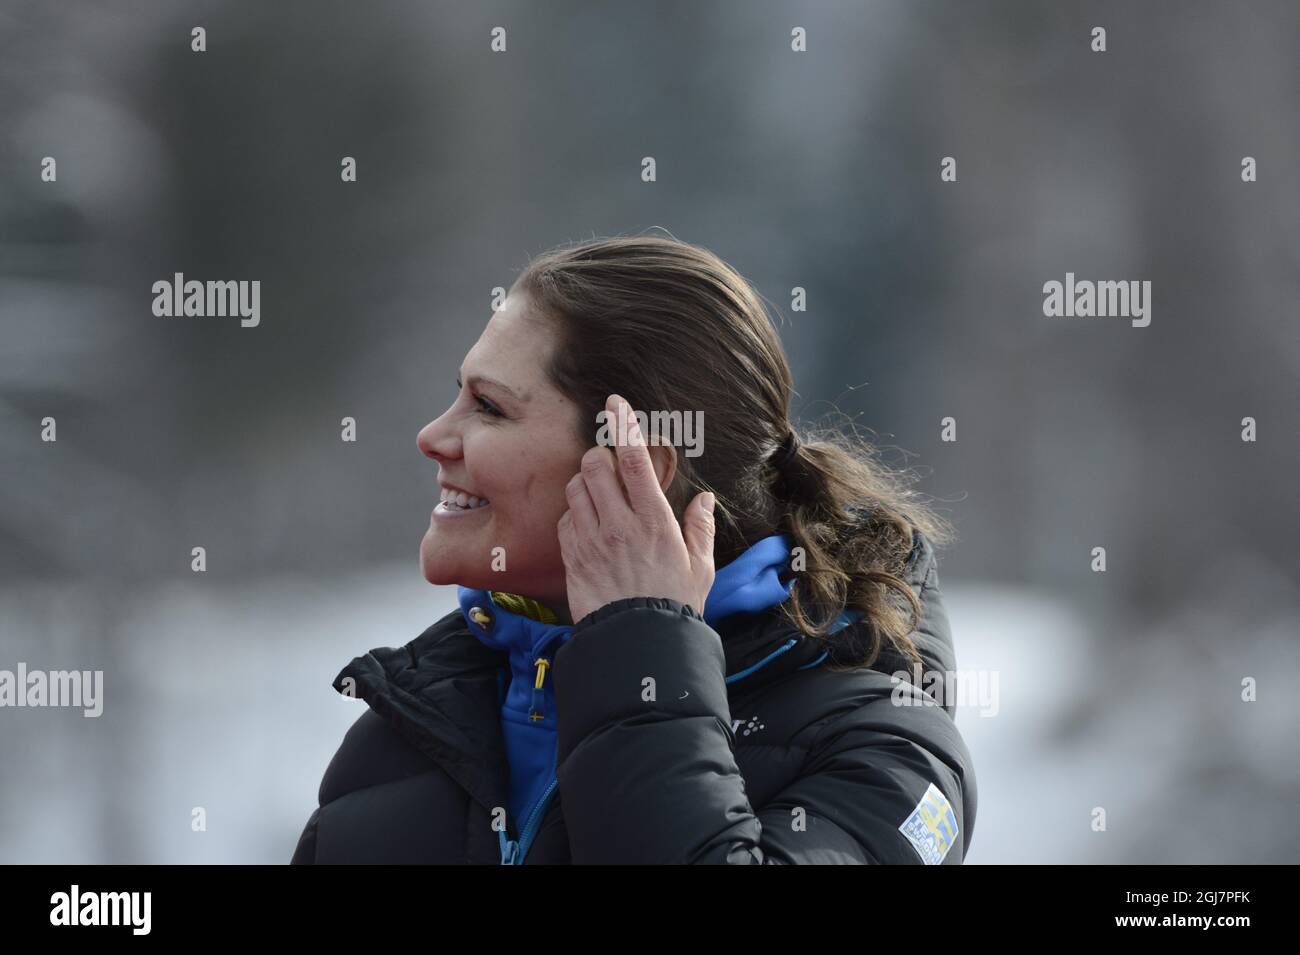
[2,0,1297,863]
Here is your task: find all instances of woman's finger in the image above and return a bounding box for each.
[564,471,599,537]
[607,394,671,520]
[579,445,630,524]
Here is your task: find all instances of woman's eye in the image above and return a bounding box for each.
[455,378,504,418]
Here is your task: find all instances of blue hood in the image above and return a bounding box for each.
[456,532,799,839]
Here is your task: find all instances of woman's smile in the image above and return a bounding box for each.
[433,482,492,518]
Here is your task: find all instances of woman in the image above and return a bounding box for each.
[291,235,976,864]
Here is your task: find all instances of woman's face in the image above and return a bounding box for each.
[417,291,588,606]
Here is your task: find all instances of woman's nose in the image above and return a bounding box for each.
[417,411,460,462]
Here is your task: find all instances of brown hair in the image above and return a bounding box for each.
[513,233,956,672]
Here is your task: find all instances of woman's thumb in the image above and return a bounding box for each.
[684,491,716,578]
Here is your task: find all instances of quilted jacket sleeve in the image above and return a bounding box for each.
[552,596,975,864]
[290,807,321,864]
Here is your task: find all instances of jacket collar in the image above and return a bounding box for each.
[454,533,799,673]
[333,528,949,811]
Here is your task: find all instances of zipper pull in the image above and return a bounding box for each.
[528,657,551,722]
[501,838,521,865]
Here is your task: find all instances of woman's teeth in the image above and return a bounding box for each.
[440,489,490,510]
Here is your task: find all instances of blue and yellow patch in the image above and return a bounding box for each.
[898,783,959,864]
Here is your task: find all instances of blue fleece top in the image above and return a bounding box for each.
[457,533,850,847]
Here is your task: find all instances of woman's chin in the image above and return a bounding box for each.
[419,538,462,586]
[421,563,495,593]
[419,545,491,590]
[420,562,453,586]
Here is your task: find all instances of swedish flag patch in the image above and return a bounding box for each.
[898,782,959,864]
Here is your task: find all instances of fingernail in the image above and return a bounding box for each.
[703,492,715,513]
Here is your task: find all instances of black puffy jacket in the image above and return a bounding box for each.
[291,529,977,864]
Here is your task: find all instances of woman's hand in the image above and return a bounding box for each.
[558,394,716,625]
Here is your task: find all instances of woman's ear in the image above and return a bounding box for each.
[646,441,678,496]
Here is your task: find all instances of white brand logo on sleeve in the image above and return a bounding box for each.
[898,782,959,864]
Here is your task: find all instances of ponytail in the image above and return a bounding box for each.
[767,425,955,673]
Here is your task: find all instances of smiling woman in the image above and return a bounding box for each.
[292,234,976,865]
[416,293,592,614]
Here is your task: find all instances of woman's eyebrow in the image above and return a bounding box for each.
[462,372,528,402]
